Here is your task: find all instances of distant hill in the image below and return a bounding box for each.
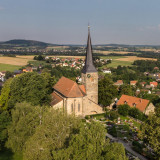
[4,39,49,47]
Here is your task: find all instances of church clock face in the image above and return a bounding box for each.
[87,74,91,78]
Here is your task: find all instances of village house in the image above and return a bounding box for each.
[23,67,33,72]
[117,95,155,115]
[102,68,111,74]
[153,67,159,70]
[51,27,103,116]
[0,71,6,82]
[150,81,158,88]
[114,80,123,86]
[140,82,146,87]
[130,81,137,86]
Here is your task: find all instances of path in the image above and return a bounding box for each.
[106,133,148,160]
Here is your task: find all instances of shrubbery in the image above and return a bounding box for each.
[118,104,146,121]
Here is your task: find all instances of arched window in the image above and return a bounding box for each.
[78,104,80,112]
[71,104,73,112]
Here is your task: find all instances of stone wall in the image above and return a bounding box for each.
[145,103,155,115]
[82,97,104,116]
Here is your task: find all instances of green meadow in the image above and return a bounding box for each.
[0,63,20,72]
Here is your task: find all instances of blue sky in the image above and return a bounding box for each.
[0,0,160,45]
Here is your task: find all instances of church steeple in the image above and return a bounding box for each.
[82,26,97,73]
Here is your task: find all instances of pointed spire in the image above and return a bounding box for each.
[82,26,97,73]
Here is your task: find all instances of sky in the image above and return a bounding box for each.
[0,0,160,45]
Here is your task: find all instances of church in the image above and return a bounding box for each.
[51,27,103,116]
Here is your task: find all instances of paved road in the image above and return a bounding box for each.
[106,133,148,160]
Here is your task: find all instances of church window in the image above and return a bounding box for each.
[71,104,73,112]
[78,104,80,112]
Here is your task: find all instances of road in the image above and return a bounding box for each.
[106,133,148,160]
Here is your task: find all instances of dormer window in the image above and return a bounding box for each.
[124,101,127,104]
[133,103,136,107]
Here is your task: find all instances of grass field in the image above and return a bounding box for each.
[0,63,20,72]
[107,61,133,67]
[101,56,157,68]
[28,60,47,66]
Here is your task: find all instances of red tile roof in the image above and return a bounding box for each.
[114,80,123,85]
[51,92,63,106]
[130,81,137,85]
[117,95,150,112]
[150,82,158,87]
[53,76,85,98]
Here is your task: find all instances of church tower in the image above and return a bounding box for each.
[81,26,98,104]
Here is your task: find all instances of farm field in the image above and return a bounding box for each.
[0,55,157,71]
[103,56,157,68]
[107,60,133,67]
[0,63,20,72]
[0,56,34,66]
[93,50,135,55]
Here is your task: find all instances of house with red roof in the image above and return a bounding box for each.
[117,95,155,115]
[130,81,137,86]
[150,81,158,88]
[114,80,123,86]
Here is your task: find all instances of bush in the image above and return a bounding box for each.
[109,111,119,121]
[118,104,130,116]
[129,108,145,121]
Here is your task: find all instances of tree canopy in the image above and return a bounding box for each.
[139,113,160,159]
[0,72,54,111]
[6,102,46,153]
[98,76,118,106]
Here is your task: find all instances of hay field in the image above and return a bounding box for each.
[93,50,134,55]
[116,56,157,62]
[0,57,34,66]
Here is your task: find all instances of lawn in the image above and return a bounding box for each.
[107,60,133,68]
[0,63,20,72]
[28,60,47,67]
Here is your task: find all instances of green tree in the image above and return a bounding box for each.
[103,142,127,160]
[0,111,11,150]
[23,109,81,160]
[0,78,13,111]
[109,111,119,121]
[129,107,145,121]
[118,104,130,116]
[98,76,118,106]
[0,72,53,111]
[119,84,134,96]
[139,113,160,159]
[23,110,127,160]
[4,71,13,80]
[6,102,46,153]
